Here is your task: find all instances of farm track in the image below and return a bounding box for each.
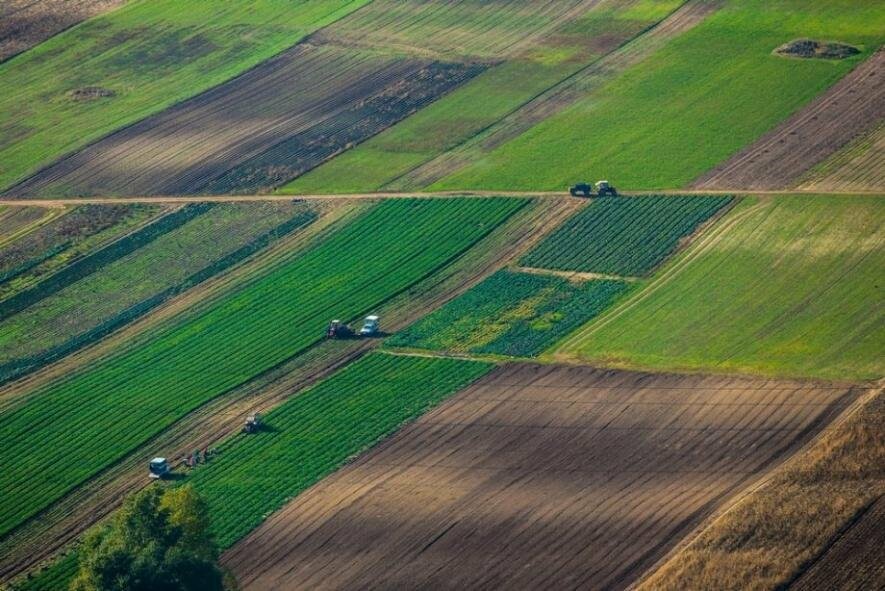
[0,197,575,582]
[694,48,885,191]
[223,362,857,591]
[385,0,719,190]
[0,0,125,63]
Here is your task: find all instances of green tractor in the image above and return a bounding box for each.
[569,180,618,198]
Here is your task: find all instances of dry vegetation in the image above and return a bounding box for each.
[637,384,884,590]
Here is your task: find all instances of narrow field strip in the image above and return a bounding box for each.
[0,0,372,192]
[0,204,209,320]
[0,204,161,300]
[0,197,525,542]
[694,48,885,190]
[0,206,59,249]
[521,195,732,276]
[387,269,631,357]
[0,203,317,386]
[221,362,857,590]
[556,195,885,381]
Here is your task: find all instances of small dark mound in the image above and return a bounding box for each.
[775,39,860,60]
[68,86,116,101]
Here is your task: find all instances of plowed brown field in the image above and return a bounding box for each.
[789,496,884,590]
[0,0,124,62]
[223,363,856,591]
[693,48,884,190]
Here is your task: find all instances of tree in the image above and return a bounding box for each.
[70,486,226,591]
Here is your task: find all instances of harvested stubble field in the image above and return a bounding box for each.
[223,362,857,591]
[694,48,885,191]
[0,0,125,63]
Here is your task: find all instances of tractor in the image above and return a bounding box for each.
[327,316,381,339]
[243,412,263,434]
[569,180,618,198]
[326,319,355,339]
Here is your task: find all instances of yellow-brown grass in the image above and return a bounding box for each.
[637,384,884,590]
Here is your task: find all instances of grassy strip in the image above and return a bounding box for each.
[0,0,372,192]
[0,209,317,387]
[521,195,732,276]
[638,388,883,590]
[0,198,525,540]
[388,270,632,357]
[0,204,212,321]
[433,0,884,190]
[557,195,885,381]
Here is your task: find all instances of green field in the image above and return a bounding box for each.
[279,0,684,194]
[555,195,884,381]
[0,197,525,539]
[521,195,731,276]
[388,270,631,357]
[0,202,315,384]
[432,0,885,190]
[0,0,370,191]
[0,205,158,299]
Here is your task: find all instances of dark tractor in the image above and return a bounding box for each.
[569,180,619,198]
[326,319,354,339]
[569,182,593,197]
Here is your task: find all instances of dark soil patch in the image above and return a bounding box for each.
[776,39,860,60]
[68,86,116,101]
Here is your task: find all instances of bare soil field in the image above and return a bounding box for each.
[223,363,857,591]
[0,0,125,63]
[693,48,884,190]
[5,44,484,197]
[789,496,884,590]
[799,121,885,192]
[0,198,577,582]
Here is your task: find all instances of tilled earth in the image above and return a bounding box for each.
[223,362,857,590]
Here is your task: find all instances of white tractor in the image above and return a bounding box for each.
[360,315,380,337]
[148,457,170,479]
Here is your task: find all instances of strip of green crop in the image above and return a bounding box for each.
[0,203,213,321]
[0,197,525,540]
[388,270,632,357]
[0,208,317,386]
[188,352,493,548]
[521,195,732,276]
[0,0,371,192]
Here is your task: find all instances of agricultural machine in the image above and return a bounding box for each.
[326,316,381,339]
[243,412,263,434]
[148,457,170,479]
[569,180,618,198]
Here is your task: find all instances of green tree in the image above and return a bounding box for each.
[70,486,225,591]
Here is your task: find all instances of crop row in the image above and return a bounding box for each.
[0,204,212,321]
[0,204,155,300]
[521,195,732,276]
[388,270,631,357]
[0,205,317,386]
[0,197,526,539]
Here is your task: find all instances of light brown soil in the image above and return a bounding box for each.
[0,0,125,63]
[0,198,576,582]
[693,48,884,190]
[789,496,885,590]
[223,363,857,591]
